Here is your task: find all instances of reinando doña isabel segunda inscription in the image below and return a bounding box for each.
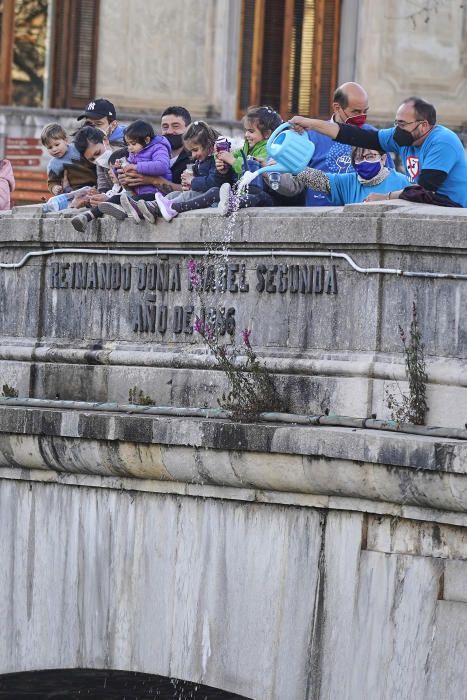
[49,258,338,336]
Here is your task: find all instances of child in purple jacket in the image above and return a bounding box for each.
[100,120,234,223]
[121,119,172,196]
[70,121,171,230]
[92,119,173,222]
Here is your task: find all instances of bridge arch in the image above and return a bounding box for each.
[0,669,252,698]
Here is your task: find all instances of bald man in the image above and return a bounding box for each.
[278,82,393,206]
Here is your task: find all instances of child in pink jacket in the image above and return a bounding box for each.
[0,159,15,210]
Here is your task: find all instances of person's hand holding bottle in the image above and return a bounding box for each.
[215,151,235,167]
[181,164,194,191]
[113,158,128,184]
[73,187,98,208]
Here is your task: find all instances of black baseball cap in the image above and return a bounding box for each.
[78,98,117,121]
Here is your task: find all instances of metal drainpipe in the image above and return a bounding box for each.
[0,246,466,280]
[0,397,465,441]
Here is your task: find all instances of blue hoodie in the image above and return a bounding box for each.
[47,143,83,178]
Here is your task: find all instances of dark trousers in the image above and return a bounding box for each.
[91,192,156,219]
[171,185,274,213]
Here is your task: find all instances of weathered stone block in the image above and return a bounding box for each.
[0,205,466,425]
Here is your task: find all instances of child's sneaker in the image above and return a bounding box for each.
[120,192,143,223]
[71,211,94,232]
[154,192,177,222]
[98,201,127,220]
[135,199,159,223]
[217,182,232,216]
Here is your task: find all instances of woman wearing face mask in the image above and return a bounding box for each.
[273,147,408,206]
[70,125,115,208]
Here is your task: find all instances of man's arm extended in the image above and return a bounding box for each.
[289,116,381,150]
[289,115,339,137]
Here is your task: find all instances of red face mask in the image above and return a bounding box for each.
[345,113,367,128]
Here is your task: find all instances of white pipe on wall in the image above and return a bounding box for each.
[0,246,466,281]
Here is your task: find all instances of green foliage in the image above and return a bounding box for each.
[12,0,48,107]
[128,386,155,406]
[386,302,428,425]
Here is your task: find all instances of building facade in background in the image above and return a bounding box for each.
[0,0,466,126]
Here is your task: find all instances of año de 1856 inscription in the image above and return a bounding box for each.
[49,260,338,335]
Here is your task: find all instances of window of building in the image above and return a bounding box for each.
[1,0,48,107]
[50,0,100,109]
[237,0,341,119]
[0,0,99,108]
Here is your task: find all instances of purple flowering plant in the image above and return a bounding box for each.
[194,319,283,421]
[187,258,284,421]
[386,302,428,425]
[187,258,202,290]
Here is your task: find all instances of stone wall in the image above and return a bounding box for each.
[353,0,467,126]
[95,0,241,119]
[0,202,466,427]
[0,404,466,699]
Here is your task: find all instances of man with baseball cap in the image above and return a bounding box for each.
[77,98,126,146]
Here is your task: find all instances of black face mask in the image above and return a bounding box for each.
[165,133,184,150]
[393,126,415,147]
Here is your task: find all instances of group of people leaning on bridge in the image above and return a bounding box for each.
[2,82,467,228]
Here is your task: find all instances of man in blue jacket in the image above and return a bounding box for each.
[304,81,394,206]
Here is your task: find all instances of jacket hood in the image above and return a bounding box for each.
[109,124,126,146]
[142,135,171,155]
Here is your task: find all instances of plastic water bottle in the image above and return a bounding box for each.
[268,172,281,190]
[182,163,195,191]
[42,194,70,212]
[265,157,280,190]
[42,186,92,213]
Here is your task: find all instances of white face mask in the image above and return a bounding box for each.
[95,149,113,168]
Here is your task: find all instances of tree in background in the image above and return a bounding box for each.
[11,0,48,106]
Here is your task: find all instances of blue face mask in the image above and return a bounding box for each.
[354,159,382,180]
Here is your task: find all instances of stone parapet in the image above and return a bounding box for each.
[0,201,466,426]
[0,403,466,521]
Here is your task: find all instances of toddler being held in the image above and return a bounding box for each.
[41,122,97,195]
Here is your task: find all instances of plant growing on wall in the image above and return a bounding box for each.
[386,302,428,425]
[2,384,18,398]
[188,258,285,421]
[194,319,284,422]
[128,386,155,406]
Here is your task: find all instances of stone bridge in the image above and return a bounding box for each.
[0,202,466,698]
